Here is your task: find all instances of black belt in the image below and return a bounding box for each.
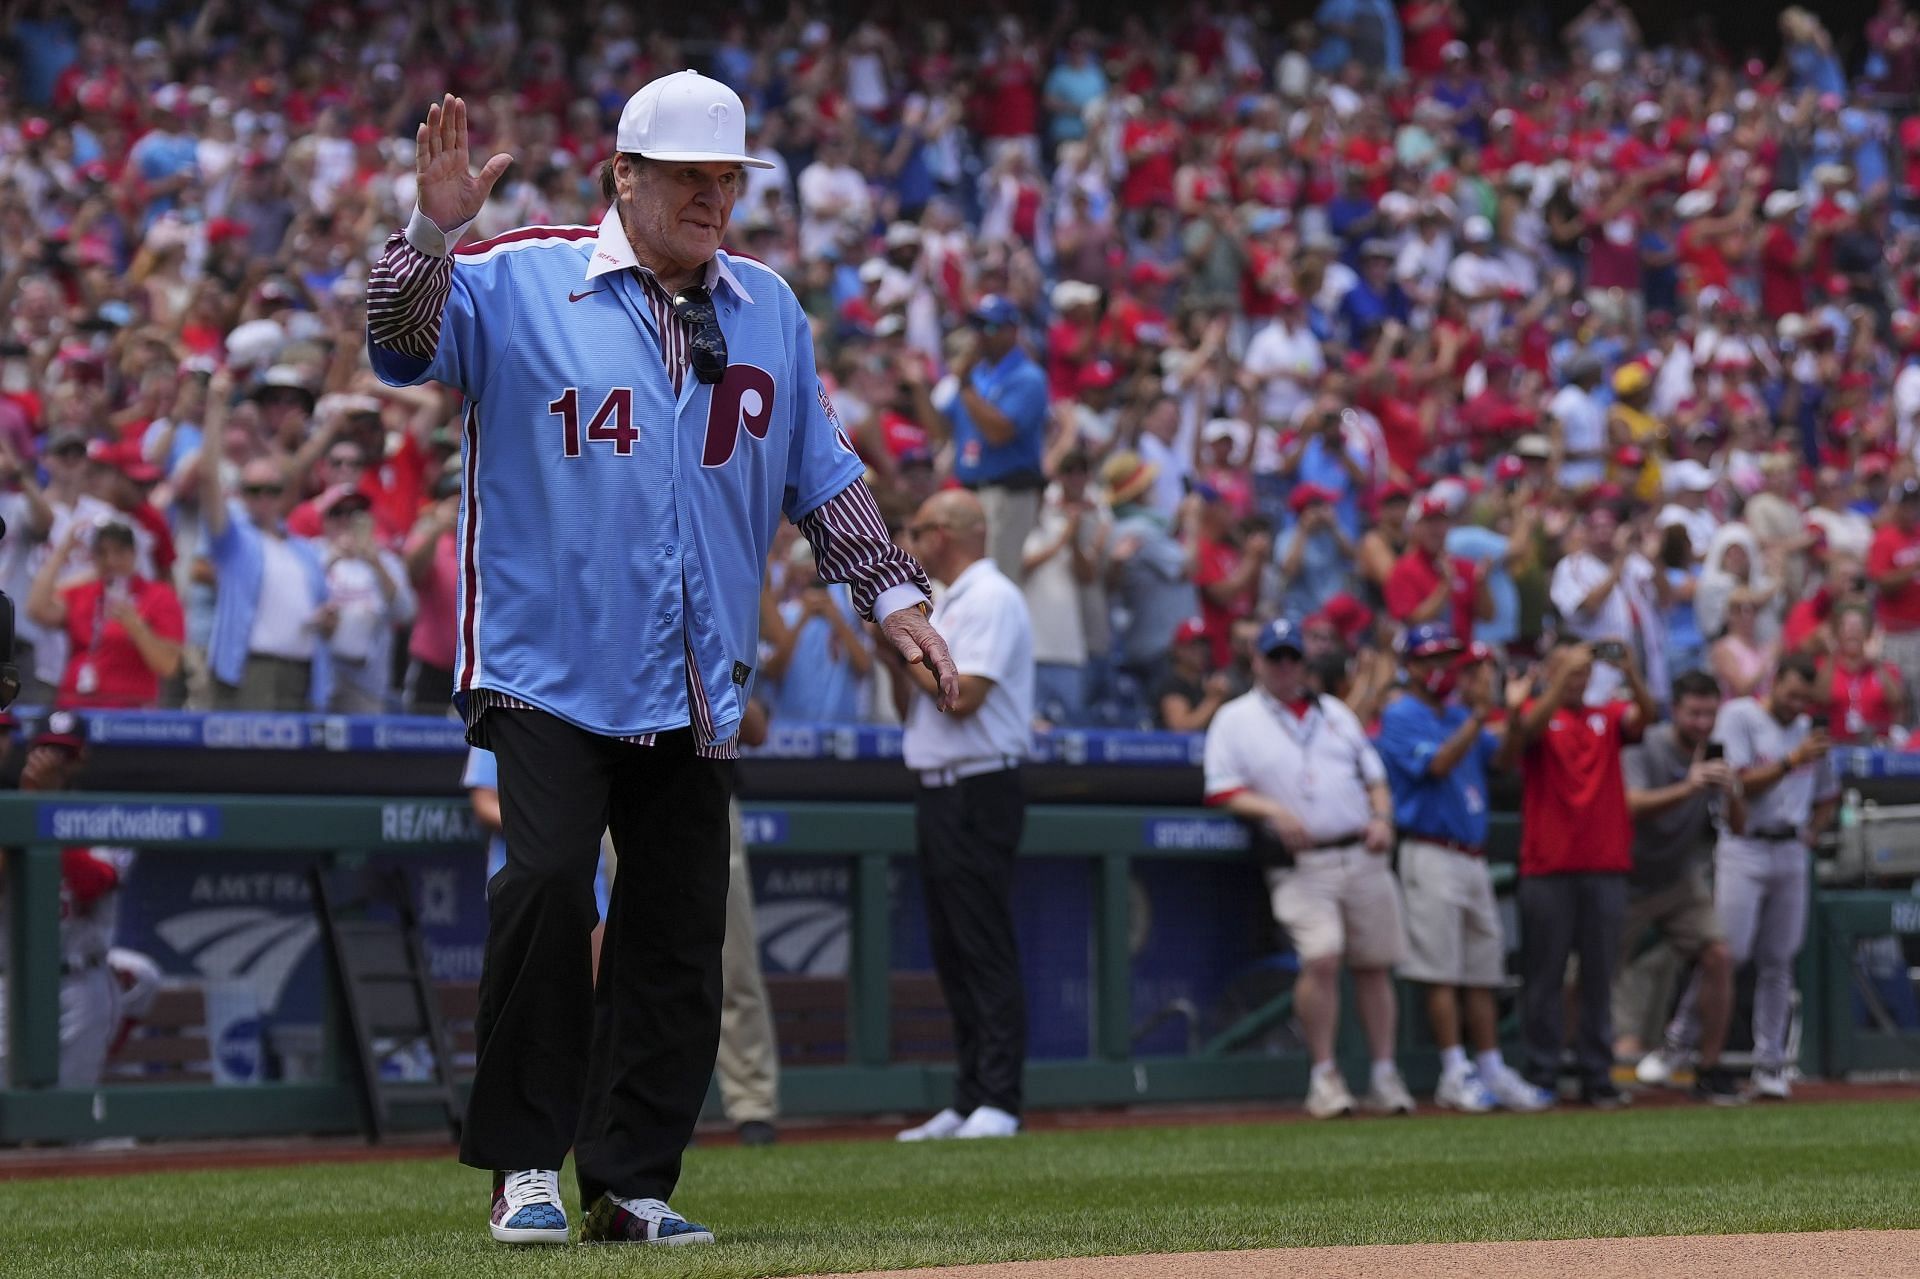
[1403,833,1485,859]
[1303,831,1368,852]
[1748,826,1802,842]
[964,469,1046,493]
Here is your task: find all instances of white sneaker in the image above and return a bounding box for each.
[1434,1068,1495,1114]
[1751,1067,1792,1101]
[1485,1067,1556,1113]
[1363,1066,1417,1116]
[1305,1070,1356,1119]
[1635,1048,1687,1088]
[953,1105,1021,1139]
[896,1107,968,1142]
[489,1169,569,1244]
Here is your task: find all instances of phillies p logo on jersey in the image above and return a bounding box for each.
[702,363,778,467]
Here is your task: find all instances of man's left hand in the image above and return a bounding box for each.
[880,605,960,711]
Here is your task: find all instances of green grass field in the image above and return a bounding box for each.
[11,1101,1920,1279]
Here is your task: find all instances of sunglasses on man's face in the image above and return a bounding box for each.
[671,286,728,385]
[242,483,284,498]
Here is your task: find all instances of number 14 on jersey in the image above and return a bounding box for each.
[548,387,637,457]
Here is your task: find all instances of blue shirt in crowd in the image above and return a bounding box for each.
[1376,695,1497,848]
[942,347,1048,486]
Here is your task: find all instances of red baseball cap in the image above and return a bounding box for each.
[1492,456,1527,482]
[1289,483,1336,514]
[1172,616,1208,647]
[1320,593,1374,645]
[1613,445,1646,468]
[1374,480,1414,505]
[1078,360,1119,391]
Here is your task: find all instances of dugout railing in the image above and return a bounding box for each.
[1,792,1915,1144]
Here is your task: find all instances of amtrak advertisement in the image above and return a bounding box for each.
[105,802,1266,1076]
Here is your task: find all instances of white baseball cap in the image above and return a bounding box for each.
[1665,459,1716,493]
[616,71,774,169]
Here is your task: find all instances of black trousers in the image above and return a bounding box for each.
[1517,872,1628,1090]
[914,768,1028,1116]
[459,709,732,1208]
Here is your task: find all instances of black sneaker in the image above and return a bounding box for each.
[1581,1081,1631,1110]
[737,1120,778,1147]
[1691,1067,1747,1106]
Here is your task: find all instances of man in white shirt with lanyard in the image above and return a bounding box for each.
[883,490,1036,1142]
[1203,618,1415,1119]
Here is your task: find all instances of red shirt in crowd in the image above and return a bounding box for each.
[1868,521,1920,632]
[1821,656,1900,743]
[1759,224,1807,318]
[1518,699,1639,876]
[1120,118,1178,210]
[1193,537,1256,670]
[973,50,1039,140]
[1384,546,1480,643]
[56,575,184,709]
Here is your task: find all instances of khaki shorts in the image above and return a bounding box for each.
[1397,839,1506,988]
[1620,865,1723,964]
[1265,846,1407,968]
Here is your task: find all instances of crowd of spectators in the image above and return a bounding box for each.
[5,2,1920,750]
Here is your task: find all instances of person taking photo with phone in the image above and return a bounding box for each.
[1618,670,1746,1104]
[1664,655,1838,1101]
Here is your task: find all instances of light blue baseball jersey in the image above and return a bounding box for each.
[370,209,864,742]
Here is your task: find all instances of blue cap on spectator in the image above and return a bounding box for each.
[1401,623,1463,660]
[970,295,1021,329]
[1256,619,1304,658]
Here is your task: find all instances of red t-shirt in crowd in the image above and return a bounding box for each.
[1384,546,1480,643]
[1120,119,1178,210]
[1759,224,1807,318]
[1193,537,1255,670]
[1822,656,1900,743]
[57,575,184,710]
[974,51,1039,139]
[1868,522,1920,632]
[408,530,460,669]
[1518,699,1639,876]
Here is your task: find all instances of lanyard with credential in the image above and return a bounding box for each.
[1266,696,1324,801]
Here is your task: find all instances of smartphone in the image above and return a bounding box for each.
[1593,640,1627,662]
[1808,714,1830,736]
[1703,742,1724,762]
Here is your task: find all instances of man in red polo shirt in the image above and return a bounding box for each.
[1497,636,1657,1108]
[1384,494,1492,642]
[24,521,184,710]
[1868,480,1920,699]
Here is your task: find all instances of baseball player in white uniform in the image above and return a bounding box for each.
[0,712,123,1088]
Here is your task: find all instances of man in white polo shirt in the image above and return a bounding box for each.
[883,490,1036,1142]
[1203,618,1415,1120]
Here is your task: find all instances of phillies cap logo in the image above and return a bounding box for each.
[708,101,730,141]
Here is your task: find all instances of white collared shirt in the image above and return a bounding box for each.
[1204,689,1384,840]
[902,557,1035,771]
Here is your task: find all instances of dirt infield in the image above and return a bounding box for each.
[804,1231,1920,1279]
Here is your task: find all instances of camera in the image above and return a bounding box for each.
[1593,640,1627,662]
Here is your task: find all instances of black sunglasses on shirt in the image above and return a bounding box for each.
[670,286,728,386]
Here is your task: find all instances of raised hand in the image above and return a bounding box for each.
[416,94,513,233]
